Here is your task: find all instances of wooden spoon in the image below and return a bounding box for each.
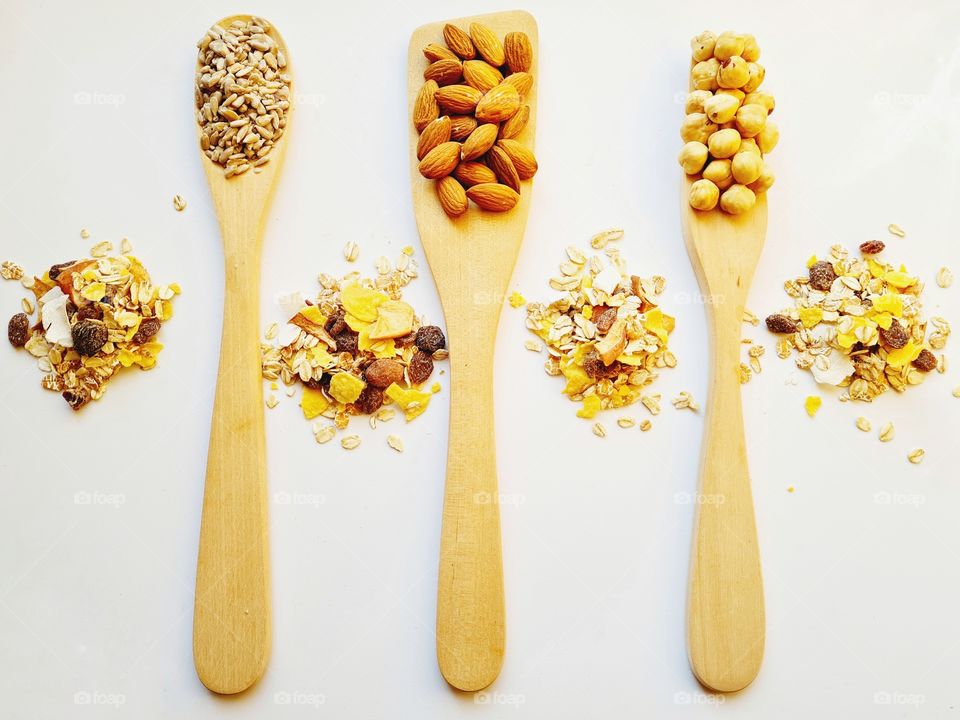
[407,10,538,692]
[681,179,766,692]
[192,14,292,695]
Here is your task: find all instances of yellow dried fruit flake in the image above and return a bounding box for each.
[328,372,366,404]
[804,395,822,417]
[369,300,414,340]
[341,283,389,322]
[798,306,823,328]
[885,341,923,369]
[385,383,431,421]
[508,291,526,308]
[883,270,917,289]
[300,386,329,419]
[576,395,602,419]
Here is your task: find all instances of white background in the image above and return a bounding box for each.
[2,0,959,717]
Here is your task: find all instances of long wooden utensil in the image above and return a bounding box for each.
[193,14,292,695]
[681,179,766,692]
[407,10,538,692]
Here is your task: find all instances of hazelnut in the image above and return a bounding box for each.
[719,184,756,214]
[689,179,720,211]
[702,159,734,190]
[717,56,749,89]
[690,58,720,91]
[742,62,765,93]
[741,34,761,62]
[690,31,717,62]
[707,127,742,158]
[680,112,717,144]
[713,32,745,61]
[685,89,713,114]
[731,151,763,185]
[757,121,779,153]
[704,93,740,124]
[735,103,767,138]
[678,141,709,175]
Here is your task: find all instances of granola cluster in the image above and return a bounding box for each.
[766,241,948,401]
[4,241,178,411]
[524,230,676,419]
[260,249,447,447]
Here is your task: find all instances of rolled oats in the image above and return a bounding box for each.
[639,419,652,431]
[672,391,699,411]
[386,434,404,452]
[855,416,871,432]
[936,267,953,288]
[617,416,636,428]
[887,223,906,238]
[879,422,895,442]
[1,261,24,281]
[907,448,924,464]
[592,422,606,437]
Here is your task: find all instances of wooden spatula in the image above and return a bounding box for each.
[192,14,292,695]
[681,179,766,692]
[407,10,538,692]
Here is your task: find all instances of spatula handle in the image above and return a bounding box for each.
[194,241,270,694]
[687,304,764,692]
[436,320,505,692]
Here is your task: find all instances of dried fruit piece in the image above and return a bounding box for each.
[765,314,797,333]
[48,260,78,280]
[424,58,463,86]
[416,116,452,160]
[486,145,521,192]
[859,240,885,255]
[131,317,161,344]
[329,372,366,404]
[335,331,359,355]
[413,80,440,131]
[418,141,460,179]
[475,82,520,123]
[443,23,475,59]
[804,395,822,417]
[385,383,432,421]
[878,318,909,349]
[7,312,29,347]
[912,348,937,372]
[469,22,505,66]
[365,358,405,389]
[72,319,108,356]
[466,183,520,212]
[300,386,330,420]
[583,351,621,379]
[352,385,384,414]
[595,318,627,365]
[808,260,837,291]
[415,325,446,353]
[497,139,538,179]
[408,351,434,385]
[504,31,533,73]
[436,176,468,217]
[369,300,415,340]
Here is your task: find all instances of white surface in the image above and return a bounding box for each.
[2,0,959,717]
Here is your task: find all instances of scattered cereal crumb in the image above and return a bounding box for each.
[343,241,359,263]
[387,434,404,452]
[80,228,90,239]
[804,395,822,417]
[589,228,623,250]
[672,391,699,411]
[120,237,132,254]
[1,261,24,280]
[402,246,414,256]
[524,339,542,352]
[641,393,662,415]
[887,223,905,238]
[855,416,871,432]
[879,422,895,442]
[907,448,924,464]
[314,426,336,444]
[266,394,278,409]
[341,435,361,450]
[936,267,953,288]
[173,194,186,212]
[20,298,34,315]
[270,382,278,391]
[592,422,606,438]
[617,416,636,428]
[742,308,760,326]
[953,386,960,398]
[508,291,526,308]
[90,240,112,258]
[265,322,279,340]
[639,419,652,432]
[430,382,441,393]
[787,486,795,493]
[738,363,752,384]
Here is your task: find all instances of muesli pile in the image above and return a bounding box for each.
[524,230,678,426]
[766,240,948,401]
[4,240,179,411]
[260,249,447,448]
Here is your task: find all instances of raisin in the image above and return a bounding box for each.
[48,260,77,280]
[76,304,103,322]
[335,330,359,355]
[62,389,90,411]
[303,377,325,391]
[594,306,617,334]
[859,240,885,255]
[583,350,621,379]
[364,358,405,388]
[8,313,30,347]
[395,331,417,348]
[878,318,908,349]
[325,308,347,336]
[131,317,161,344]
[351,385,384,414]
[414,325,445,354]
[808,261,837,291]
[407,351,434,385]
[912,348,937,372]
[765,314,798,333]
[71,319,108,356]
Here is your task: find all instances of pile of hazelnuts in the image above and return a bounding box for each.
[679,31,779,214]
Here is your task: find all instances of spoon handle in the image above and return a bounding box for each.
[687,301,764,692]
[194,233,270,695]
[436,315,505,692]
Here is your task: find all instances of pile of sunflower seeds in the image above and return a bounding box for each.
[195,17,291,178]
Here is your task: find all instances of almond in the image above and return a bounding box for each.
[435,84,483,114]
[449,114,478,141]
[454,161,497,187]
[418,141,460,179]
[467,183,520,212]
[475,82,520,123]
[497,139,538,180]
[443,23,475,59]
[365,358,405,388]
[504,32,533,73]
[416,116,451,160]
[460,123,499,162]
[485,145,521,192]
[412,80,439,131]
[424,58,463,86]
[503,71,533,98]
[462,60,503,93]
[423,43,457,63]
[469,22,505,66]
[436,176,468,217]
[499,105,529,139]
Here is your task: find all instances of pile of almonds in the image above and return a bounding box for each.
[679,31,778,214]
[413,21,538,216]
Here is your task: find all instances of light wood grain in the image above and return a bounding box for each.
[192,14,291,695]
[408,10,538,692]
[681,178,766,693]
